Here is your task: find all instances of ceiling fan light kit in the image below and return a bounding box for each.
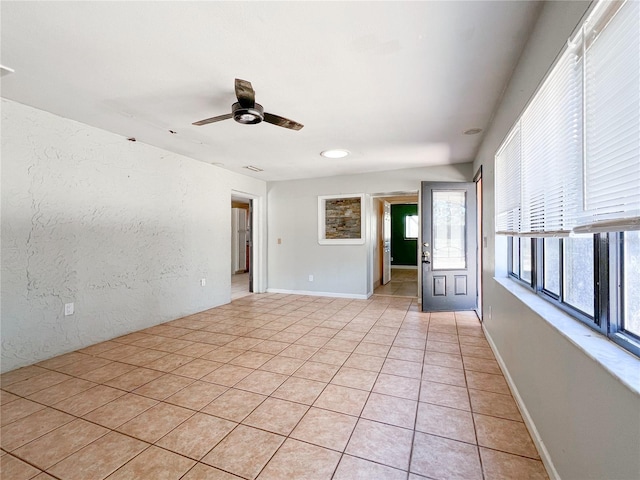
[232,102,264,124]
[193,79,303,131]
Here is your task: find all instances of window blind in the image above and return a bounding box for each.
[495,0,640,236]
[520,47,582,235]
[495,126,521,235]
[577,0,640,233]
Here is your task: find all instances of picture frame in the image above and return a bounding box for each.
[318,193,365,245]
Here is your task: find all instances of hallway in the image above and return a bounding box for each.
[1,293,547,480]
[374,268,419,298]
[231,273,251,301]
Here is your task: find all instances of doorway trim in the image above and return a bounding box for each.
[473,166,483,320]
[368,190,420,298]
[231,190,265,294]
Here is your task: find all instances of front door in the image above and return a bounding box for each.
[421,182,477,311]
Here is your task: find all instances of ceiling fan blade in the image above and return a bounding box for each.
[192,113,233,126]
[235,78,255,108]
[263,112,304,131]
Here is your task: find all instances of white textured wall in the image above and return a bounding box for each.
[267,164,472,297]
[473,2,640,479]
[1,99,266,372]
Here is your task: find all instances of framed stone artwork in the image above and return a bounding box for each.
[318,194,365,245]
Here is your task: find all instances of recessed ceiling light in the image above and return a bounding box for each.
[320,149,350,159]
[463,128,483,135]
[244,165,263,172]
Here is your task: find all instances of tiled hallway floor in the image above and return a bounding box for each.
[374,268,418,297]
[1,294,548,480]
[231,273,251,300]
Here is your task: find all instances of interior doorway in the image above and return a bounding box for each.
[371,192,420,298]
[231,196,252,300]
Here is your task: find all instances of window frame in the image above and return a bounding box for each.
[404,214,419,240]
[539,235,602,332]
[507,233,640,357]
[610,233,640,357]
[507,237,535,289]
[498,0,640,359]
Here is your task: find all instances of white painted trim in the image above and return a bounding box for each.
[266,288,369,300]
[231,190,266,294]
[391,265,418,270]
[482,324,560,480]
[368,190,421,300]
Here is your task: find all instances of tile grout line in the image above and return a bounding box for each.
[1,294,546,480]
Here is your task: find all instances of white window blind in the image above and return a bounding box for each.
[520,47,582,235]
[495,126,521,235]
[577,0,640,233]
[495,0,640,236]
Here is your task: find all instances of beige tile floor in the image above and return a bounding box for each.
[232,273,251,300]
[0,293,548,480]
[374,268,419,297]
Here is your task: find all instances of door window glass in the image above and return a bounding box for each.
[432,190,466,269]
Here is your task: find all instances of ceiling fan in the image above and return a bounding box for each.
[192,79,304,131]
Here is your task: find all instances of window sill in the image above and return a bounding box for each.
[494,276,640,396]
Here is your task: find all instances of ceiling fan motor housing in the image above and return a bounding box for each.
[232,102,264,124]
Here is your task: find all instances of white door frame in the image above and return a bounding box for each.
[231,190,266,294]
[382,200,392,285]
[368,191,420,298]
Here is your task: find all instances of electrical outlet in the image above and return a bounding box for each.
[308,275,314,282]
[200,278,206,287]
[64,303,74,316]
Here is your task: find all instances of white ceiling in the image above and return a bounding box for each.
[1,1,542,182]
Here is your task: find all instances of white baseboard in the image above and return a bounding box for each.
[482,325,560,480]
[266,288,369,300]
[391,265,418,270]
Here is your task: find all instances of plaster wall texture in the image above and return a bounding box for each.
[1,99,266,372]
[267,163,472,297]
[472,2,640,479]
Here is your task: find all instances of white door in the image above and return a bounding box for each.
[382,201,392,285]
[232,208,247,273]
